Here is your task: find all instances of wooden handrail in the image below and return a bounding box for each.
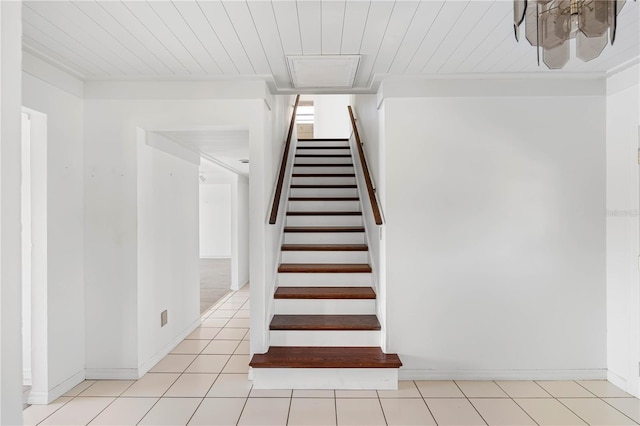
[269,95,300,225]
[348,106,383,225]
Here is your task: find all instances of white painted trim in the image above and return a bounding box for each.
[145,131,201,166]
[399,369,607,381]
[23,371,32,386]
[200,256,232,259]
[84,79,271,100]
[22,50,84,97]
[84,368,140,380]
[136,317,202,378]
[608,370,630,395]
[252,368,398,389]
[28,370,84,405]
[379,76,606,99]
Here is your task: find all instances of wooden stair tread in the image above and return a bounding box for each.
[294,164,354,167]
[284,226,364,233]
[298,138,349,142]
[270,315,380,330]
[292,174,355,177]
[275,287,375,299]
[289,197,359,201]
[250,346,401,368]
[287,211,361,216]
[291,184,356,188]
[296,146,350,150]
[281,244,368,251]
[295,154,352,158]
[278,263,372,273]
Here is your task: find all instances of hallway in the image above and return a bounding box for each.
[22,285,640,425]
[199,258,232,314]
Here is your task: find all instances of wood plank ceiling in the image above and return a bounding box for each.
[23,1,640,92]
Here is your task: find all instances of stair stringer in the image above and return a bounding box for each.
[262,134,300,354]
[348,132,388,352]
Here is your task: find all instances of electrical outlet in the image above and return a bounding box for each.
[161,310,168,327]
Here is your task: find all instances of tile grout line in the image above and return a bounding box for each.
[413,380,438,424]
[453,381,489,426]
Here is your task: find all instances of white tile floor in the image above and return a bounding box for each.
[23,285,640,425]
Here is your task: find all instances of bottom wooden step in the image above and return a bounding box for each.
[250,346,402,368]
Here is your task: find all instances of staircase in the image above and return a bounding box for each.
[250,137,402,389]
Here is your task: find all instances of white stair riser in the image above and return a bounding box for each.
[281,251,368,264]
[290,188,357,197]
[269,330,380,346]
[252,368,398,390]
[294,156,352,165]
[293,166,354,174]
[296,148,351,155]
[283,232,365,244]
[296,141,349,148]
[278,272,372,286]
[288,200,360,212]
[292,176,356,185]
[286,215,362,227]
[274,299,376,315]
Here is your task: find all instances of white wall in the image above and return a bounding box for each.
[236,176,250,288]
[137,133,200,372]
[200,184,232,258]
[22,71,84,399]
[0,2,24,421]
[313,95,351,139]
[606,64,640,396]
[375,79,607,379]
[83,81,274,372]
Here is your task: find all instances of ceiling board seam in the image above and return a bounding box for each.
[436,0,497,73]
[295,1,304,55]
[269,1,288,58]
[122,2,191,74]
[385,1,421,74]
[357,0,373,54]
[221,1,257,74]
[402,1,445,73]
[245,1,276,76]
[455,25,511,74]
[31,3,144,75]
[339,0,346,55]
[95,2,174,75]
[171,1,223,74]
[147,1,207,73]
[451,8,511,73]
[22,21,106,76]
[195,1,240,74]
[496,43,532,73]
[419,1,471,73]
[22,40,90,79]
[71,1,161,76]
[24,4,125,75]
[469,29,513,73]
[365,1,399,87]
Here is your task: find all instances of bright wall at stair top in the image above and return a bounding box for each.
[312,95,351,139]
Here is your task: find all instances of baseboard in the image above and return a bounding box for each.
[85,368,141,380]
[607,370,627,391]
[200,256,231,259]
[399,368,608,381]
[136,317,202,377]
[29,369,85,404]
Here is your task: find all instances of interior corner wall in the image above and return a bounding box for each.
[606,64,640,396]
[137,133,199,372]
[313,95,351,139]
[83,94,269,375]
[1,2,24,421]
[22,72,85,398]
[380,87,606,378]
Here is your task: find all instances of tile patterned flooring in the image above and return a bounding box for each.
[23,286,640,425]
